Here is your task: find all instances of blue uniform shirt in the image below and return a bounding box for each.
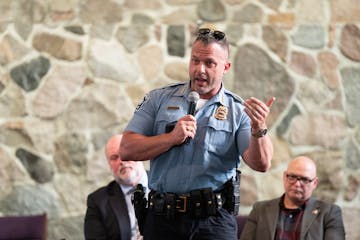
[125,82,251,193]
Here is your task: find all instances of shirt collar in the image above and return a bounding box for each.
[279,194,307,211]
[175,82,227,107]
[120,184,135,195]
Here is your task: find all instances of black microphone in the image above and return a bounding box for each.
[185,91,200,144]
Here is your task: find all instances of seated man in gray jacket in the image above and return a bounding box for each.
[240,156,345,240]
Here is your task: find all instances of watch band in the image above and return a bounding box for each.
[251,128,268,138]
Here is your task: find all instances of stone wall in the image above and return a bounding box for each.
[0,0,359,239]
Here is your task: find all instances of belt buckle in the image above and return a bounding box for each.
[176,195,187,212]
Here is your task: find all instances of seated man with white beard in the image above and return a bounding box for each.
[84,134,148,240]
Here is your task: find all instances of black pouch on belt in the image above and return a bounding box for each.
[132,184,148,235]
[202,189,217,216]
[222,170,241,215]
[154,193,166,215]
[164,193,176,219]
[190,189,202,217]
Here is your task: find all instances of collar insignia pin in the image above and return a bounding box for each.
[312,209,319,215]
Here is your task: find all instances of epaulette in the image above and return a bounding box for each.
[224,90,245,105]
[157,82,186,90]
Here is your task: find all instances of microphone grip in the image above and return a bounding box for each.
[185,101,197,144]
[188,101,196,115]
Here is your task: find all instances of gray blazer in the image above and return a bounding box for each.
[240,197,345,240]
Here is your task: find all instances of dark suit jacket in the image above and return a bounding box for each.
[84,180,131,240]
[240,197,345,240]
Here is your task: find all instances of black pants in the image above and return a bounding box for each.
[143,207,237,240]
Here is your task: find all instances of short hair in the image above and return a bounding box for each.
[193,29,230,57]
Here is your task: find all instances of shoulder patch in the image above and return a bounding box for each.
[135,93,149,111]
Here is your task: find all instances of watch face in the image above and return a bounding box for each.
[261,129,267,135]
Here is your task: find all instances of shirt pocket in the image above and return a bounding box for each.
[155,109,184,135]
[205,116,233,157]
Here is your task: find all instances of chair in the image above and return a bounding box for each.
[0,213,47,240]
[236,214,248,239]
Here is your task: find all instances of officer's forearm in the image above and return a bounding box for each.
[120,131,176,161]
[243,135,273,172]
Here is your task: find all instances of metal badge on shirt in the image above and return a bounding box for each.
[214,105,228,120]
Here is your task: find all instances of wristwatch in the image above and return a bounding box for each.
[251,128,268,138]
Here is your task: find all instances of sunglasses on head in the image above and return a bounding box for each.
[197,28,226,40]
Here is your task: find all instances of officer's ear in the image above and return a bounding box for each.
[224,61,231,74]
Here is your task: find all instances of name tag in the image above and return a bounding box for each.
[167,106,179,110]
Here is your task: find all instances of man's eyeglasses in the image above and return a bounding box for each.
[286,174,316,185]
[197,28,226,40]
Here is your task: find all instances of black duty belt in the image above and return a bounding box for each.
[148,188,224,218]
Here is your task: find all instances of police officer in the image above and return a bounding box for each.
[120,26,275,240]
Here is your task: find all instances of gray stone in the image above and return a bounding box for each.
[263,26,288,62]
[0,79,4,93]
[88,39,140,82]
[233,43,294,127]
[342,208,360,240]
[291,25,325,49]
[0,81,26,117]
[64,25,85,35]
[276,103,301,137]
[259,0,282,10]
[0,122,32,148]
[233,3,263,23]
[309,151,343,203]
[297,79,335,110]
[116,25,150,53]
[15,148,54,183]
[167,25,185,57]
[340,24,360,62]
[164,61,188,82]
[341,67,360,126]
[13,22,33,41]
[24,117,56,155]
[10,56,50,92]
[124,0,162,9]
[239,174,258,206]
[0,146,27,195]
[32,64,87,119]
[345,139,360,170]
[318,51,340,89]
[12,0,46,40]
[225,23,244,46]
[90,24,114,40]
[54,133,88,175]
[0,34,30,66]
[289,113,347,149]
[0,185,63,217]
[48,216,84,240]
[345,174,360,201]
[0,0,12,23]
[138,45,164,80]
[197,0,226,22]
[79,0,123,25]
[132,13,154,25]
